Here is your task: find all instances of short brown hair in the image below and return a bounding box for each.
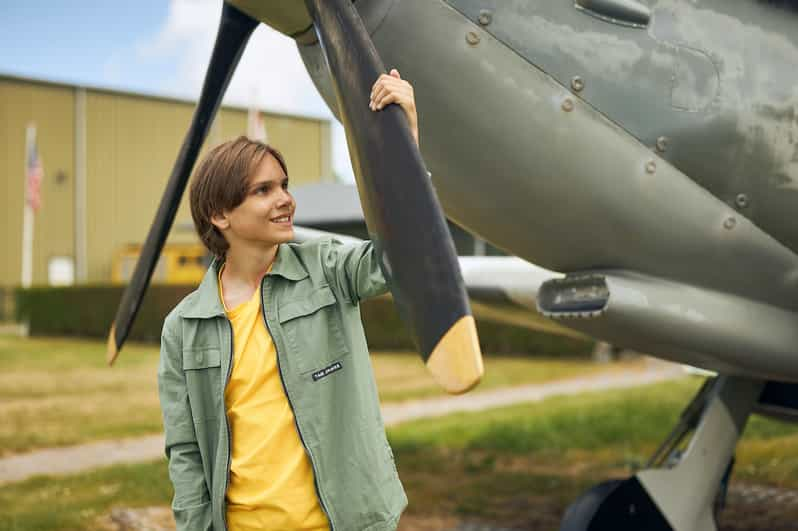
[189,136,288,258]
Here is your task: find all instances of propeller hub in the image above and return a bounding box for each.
[227,0,312,37]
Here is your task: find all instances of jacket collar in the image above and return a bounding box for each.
[179,243,308,319]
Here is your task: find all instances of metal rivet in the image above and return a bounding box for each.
[724,217,736,230]
[656,136,669,153]
[561,98,574,112]
[466,31,480,45]
[571,76,584,92]
[735,193,749,208]
[645,160,656,174]
[196,353,203,362]
[478,9,492,26]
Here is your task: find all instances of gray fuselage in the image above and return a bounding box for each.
[300,0,798,312]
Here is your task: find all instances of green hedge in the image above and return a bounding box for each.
[0,287,14,322]
[15,286,592,356]
[358,297,592,356]
[15,285,194,343]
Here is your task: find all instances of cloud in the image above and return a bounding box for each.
[137,0,354,181]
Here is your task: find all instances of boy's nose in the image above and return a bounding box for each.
[277,190,293,208]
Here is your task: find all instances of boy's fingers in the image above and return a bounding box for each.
[374,80,411,102]
[372,75,408,94]
[372,77,396,95]
[370,75,415,112]
[373,86,411,110]
[371,85,389,106]
[376,92,400,110]
[374,73,392,88]
[375,80,408,100]
[390,68,400,79]
[371,86,393,110]
[370,78,391,99]
[370,77,382,96]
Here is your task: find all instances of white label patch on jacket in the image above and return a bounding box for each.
[312,361,343,381]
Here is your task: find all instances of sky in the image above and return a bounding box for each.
[0,0,355,181]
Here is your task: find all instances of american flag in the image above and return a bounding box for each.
[26,138,43,212]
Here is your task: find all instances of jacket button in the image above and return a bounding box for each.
[196,353,203,364]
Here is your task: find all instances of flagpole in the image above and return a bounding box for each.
[75,88,88,283]
[247,85,268,142]
[21,124,36,288]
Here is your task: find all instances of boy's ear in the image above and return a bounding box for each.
[210,211,230,231]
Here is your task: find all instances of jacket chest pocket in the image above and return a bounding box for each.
[278,285,349,374]
[182,347,222,422]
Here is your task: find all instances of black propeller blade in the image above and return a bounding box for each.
[304,0,483,393]
[106,3,259,364]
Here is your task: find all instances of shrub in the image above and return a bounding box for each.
[15,285,193,342]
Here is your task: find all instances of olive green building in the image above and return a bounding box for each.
[0,74,332,287]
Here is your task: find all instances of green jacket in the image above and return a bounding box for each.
[158,237,407,531]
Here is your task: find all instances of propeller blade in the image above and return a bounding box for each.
[304,0,483,393]
[106,3,258,365]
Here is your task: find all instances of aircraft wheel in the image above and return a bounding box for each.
[559,477,673,531]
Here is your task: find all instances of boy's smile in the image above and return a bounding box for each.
[270,213,292,225]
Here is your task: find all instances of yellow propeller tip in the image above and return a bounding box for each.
[106,323,119,366]
[426,315,484,395]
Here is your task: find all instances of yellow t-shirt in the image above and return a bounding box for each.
[219,265,330,531]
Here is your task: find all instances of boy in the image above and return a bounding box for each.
[158,69,418,531]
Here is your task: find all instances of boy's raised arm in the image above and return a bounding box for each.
[320,67,419,303]
[322,238,388,304]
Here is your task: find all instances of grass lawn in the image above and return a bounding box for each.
[389,378,798,530]
[0,336,162,457]
[0,461,170,531]
[2,378,797,530]
[369,351,647,403]
[389,378,798,488]
[0,334,630,455]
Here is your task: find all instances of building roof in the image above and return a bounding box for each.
[0,72,330,124]
[291,182,364,225]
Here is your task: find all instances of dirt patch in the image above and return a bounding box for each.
[718,483,798,531]
[93,486,798,531]
[93,506,175,531]
[397,513,460,530]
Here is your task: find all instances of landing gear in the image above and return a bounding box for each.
[560,376,763,531]
[560,478,672,530]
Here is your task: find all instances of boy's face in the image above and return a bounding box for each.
[212,153,295,249]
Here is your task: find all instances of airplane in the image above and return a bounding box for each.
[105,1,798,530]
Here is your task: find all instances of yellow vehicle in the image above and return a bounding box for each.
[112,243,210,285]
